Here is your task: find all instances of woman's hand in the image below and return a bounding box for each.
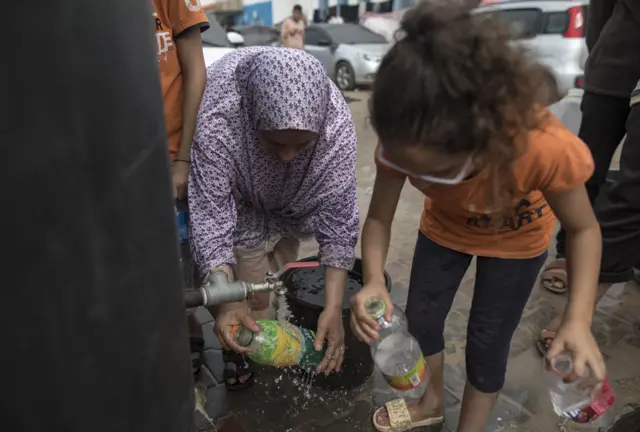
[213,302,261,353]
[171,161,189,200]
[314,305,345,375]
[350,280,392,344]
[547,317,606,398]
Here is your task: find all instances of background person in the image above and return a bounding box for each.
[348,3,606,431]
[537,0,640,352]
[280,5,306,49]
[153,0,208,200]
[189,47,359,390]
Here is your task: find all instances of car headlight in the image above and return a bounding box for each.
[361,53,381,62]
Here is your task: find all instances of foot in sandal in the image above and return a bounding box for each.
[536,314,564,356]
[540,258,568,294]
[373,398,444,431]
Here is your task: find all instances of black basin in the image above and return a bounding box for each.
[282,256,392,391]
[610,406,640,432]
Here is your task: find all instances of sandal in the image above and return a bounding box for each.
[372,399,444,431]
[540,259,568,294]
[223,350,254,391]
[536,328,557,357]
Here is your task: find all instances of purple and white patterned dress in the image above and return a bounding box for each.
[189,47,359,276]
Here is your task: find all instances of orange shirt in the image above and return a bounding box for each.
[152,0,209,161]
[375,111,595,259]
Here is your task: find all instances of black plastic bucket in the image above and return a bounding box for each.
[282,256,392,391]
[610,406,640,432]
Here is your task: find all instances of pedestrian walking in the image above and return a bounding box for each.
[348,3,605,431]
[189,47,359,390]
[537,0,640,353]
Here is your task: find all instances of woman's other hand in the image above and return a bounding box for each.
[314,305,345,375]
[349,281,392,344]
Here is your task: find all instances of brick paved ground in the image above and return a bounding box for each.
[193,92,640,432]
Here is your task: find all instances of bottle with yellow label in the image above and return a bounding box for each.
[366,297,428,398]
[233,319,325,368]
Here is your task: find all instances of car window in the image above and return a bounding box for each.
[495,8,543,39]
[236,27,278,46]
[544,5,588,35]
[202,15,231,47]
[305,28,329,46]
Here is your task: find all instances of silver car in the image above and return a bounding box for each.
[304,24,391,91]
[474,0,589,98]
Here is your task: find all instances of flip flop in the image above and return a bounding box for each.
[372,399,444,431]
[222,350,254,391]
[536,328,557,357]
[540,259,568,294]
[190,336,204,376]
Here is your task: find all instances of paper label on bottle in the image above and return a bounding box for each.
[563,379,615,424]
[383,354,427,391]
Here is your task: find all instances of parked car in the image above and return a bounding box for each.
[201,14,245,67]
[474,0,589,98]
[233,25,280,46]
[304,23,391,91]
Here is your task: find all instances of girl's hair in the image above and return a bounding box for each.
[370,1,546,212]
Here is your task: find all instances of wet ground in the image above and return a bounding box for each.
[194,91,640,432]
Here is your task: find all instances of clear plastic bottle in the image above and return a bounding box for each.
[543,351,615,428]
[366,297,428,398]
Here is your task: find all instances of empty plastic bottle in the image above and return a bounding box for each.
[366,297,428,398]
[233,319,324,368]
[543,351,615,428]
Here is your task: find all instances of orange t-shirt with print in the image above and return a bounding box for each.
[375,110,595,259]
[153,0,209,161]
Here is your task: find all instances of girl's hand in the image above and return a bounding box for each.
[547,318,606,398]
[349,281,392,343]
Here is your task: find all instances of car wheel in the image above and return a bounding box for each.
[336,61,356,91]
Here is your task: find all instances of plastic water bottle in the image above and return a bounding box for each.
[543,351,615,428]
[233,319,325,368]
[366,297,428,398]
[175,203,189,245]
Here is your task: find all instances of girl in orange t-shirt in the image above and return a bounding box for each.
[349,3,606,431]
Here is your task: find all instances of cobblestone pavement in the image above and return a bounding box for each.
[194,91,640,432]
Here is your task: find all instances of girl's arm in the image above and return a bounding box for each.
[544,185,601,328]
[362,167,405,287]
[544,184,606,382]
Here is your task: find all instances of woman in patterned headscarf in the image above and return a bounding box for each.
[189,47,359,390]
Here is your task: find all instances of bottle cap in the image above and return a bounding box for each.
[235,326,255,347]
[549,352,573,378]
[365,297,386,319]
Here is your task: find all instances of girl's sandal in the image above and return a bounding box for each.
[372,399,444,432]
[536,328,557,357]
[540,259,568,294]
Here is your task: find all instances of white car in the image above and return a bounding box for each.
[201,15,245,67]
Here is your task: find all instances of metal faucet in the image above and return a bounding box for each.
[184,261,320,308]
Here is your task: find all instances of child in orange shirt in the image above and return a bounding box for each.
[153,0,208,199]
[349,3,606,431]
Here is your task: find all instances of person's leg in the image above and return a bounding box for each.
[594,96,640,286]
[374,232,472,427]
[460,252,547,432]
[234,244,274,319]
[219,244,271,389]
[555,92,629,258]
[269,237,300,317]
[548,92,629,292]
[540,93,640,351]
